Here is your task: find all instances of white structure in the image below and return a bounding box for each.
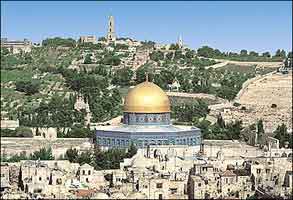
[79,36,97,44]
[1,38,32,54]
[178,35,183,49]
[107,15,116,43]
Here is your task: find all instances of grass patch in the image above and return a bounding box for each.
[216,64,256,74]
[1,70,33,83]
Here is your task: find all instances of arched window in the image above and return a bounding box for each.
[144,115,148,123]
[82,170,85,175]
[88,170,91,175]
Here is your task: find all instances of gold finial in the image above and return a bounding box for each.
[145,72,149,82]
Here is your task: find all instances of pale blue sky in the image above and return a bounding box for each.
[1,1,292,53]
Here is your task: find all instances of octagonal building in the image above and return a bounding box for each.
[96,80,201,148]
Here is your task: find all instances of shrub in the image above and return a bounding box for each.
[0,129,17,137]
[15,80,40,95]
[15,126,33,137]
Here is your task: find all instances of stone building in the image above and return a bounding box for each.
[78,164,94,185]
[20,160,67,194]
[79,36,97,44]
[0,119,19,130]
[95,80,201,149]
[1,38,32,54]
[0,163,10,192]
[188,160,254,199]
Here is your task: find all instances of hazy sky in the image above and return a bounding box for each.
[1,1,292,53]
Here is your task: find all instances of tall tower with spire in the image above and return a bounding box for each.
[178,35,183,49]
[107,15,116,43]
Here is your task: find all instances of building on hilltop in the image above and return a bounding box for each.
[107,15,116,44]
[95,78,201,149]
[1,38,32,54]
[79,36,97,44]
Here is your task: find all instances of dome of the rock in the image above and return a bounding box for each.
[124,81,170,113]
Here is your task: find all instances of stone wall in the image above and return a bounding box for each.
[0,120,19,130]
[1,137,93,159]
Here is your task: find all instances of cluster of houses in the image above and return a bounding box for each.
[1,140,292,199]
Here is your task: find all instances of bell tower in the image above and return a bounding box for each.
[107,15,116,43]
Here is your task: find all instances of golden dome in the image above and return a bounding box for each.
[124,81,170,113]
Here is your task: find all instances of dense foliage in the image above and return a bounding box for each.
[194,115,244,140]
[274,124,292,148]
[197,46,287,62]
[15,80,40,95]
[42,37,76,47]
[1,147,54,162]
[1,127,33,137]
[111,67,134,86]
[171,100,209,122]
[65,142,137,170]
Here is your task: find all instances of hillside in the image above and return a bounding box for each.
[1,38,290,139]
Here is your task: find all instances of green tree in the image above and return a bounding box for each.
[1,47,10,56]
[84,54,92,64]
[197,46,215,57]
[111,67,134,86]
[274,123,289,148]
[240,50,248,56]
[98,37,107,41]
[1,129,17,137]
[30,147,54,160]
[169,44,179,50]
[65,124,92,138]
[249,51,259,57]
[42,37,76,47]
[185,50,194,59]
[15,126,33,137]
[77,151,93,165]
[165,52,174,60]
[217,114,225,128]
[65,148,79,162]
[126,142,137,158]
[150,51,164,62]
[15,80,40,95]
[256,119,265,145]
[275,49,286,58]
[262,52,271,58]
